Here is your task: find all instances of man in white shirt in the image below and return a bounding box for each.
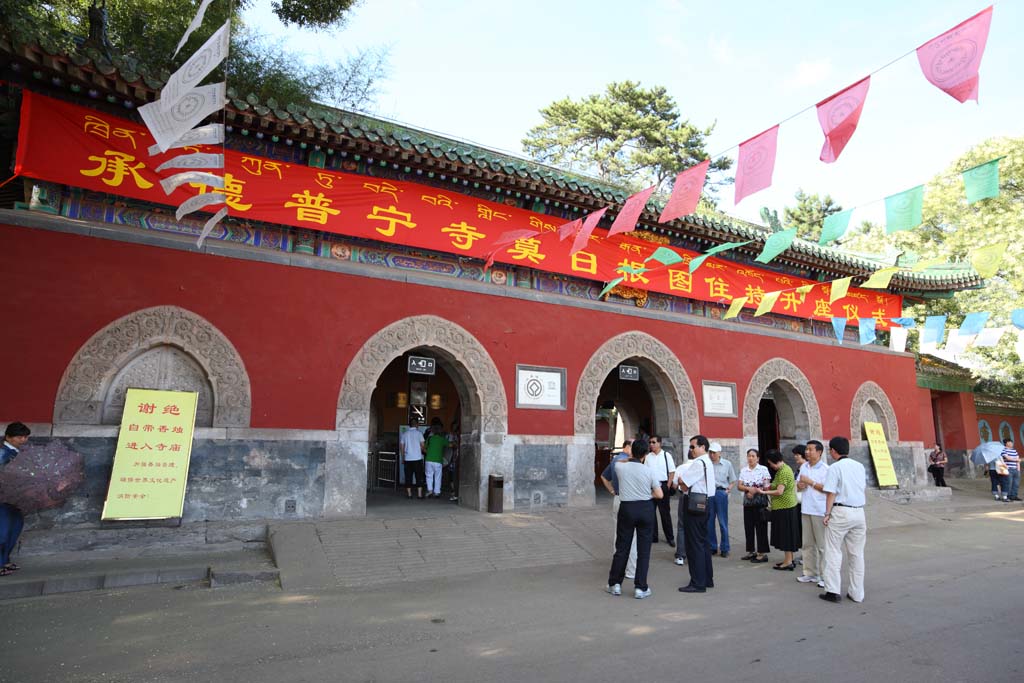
[820,436,867,604]
[645,435,675,547]
[796,439,829,586]
[675,435,716,593]
[707,442,736,558]
[399,420,426,499]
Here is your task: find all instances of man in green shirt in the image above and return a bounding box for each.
[424,418,447,498]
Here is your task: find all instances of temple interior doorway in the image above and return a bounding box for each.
[593,360,654,489]
[367,350,462,508]
[758,394,780,455]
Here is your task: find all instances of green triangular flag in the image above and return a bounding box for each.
[963,158,1002,204]
[599,277,625,298]
[820,209,852,245]
[645,246,685,267]
[689,241,753,274]
[755,228,798,264]
[885,185,924,234]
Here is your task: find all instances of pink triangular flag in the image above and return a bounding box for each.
[571,207,609,256]
[558,217,583,241]
[735,126,779,204]
[817,76,871,163]
[659,159,710,223]
[916,6,993,103]
[483,229,540,270]
[607,185,656,238]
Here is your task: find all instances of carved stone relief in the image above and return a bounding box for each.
[574,332,699,445]
[849,380,899,441]
[54,306,251,427]
[102,346,215,426]
[742,358,822,439]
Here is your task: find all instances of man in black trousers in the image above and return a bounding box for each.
[676,434,715,593]
[646,435,675,547]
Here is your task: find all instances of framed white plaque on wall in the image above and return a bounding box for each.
[516,365,567,410]
[702,381,738,418]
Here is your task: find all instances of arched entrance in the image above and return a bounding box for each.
[333,315,508,516]
[849,381,899,441]
[743,358,822,455]
[574,332,699,504]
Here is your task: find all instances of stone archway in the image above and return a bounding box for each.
[849,381,899,441]
[742,358,822,445]
[54,306,251,427]
[332,315,508,516]
[573,331,699,505]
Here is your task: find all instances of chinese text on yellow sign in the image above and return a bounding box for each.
[101,388,198,520]
[863,421,899,488]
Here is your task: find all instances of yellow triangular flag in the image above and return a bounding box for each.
[829,277,852,304]
[971,242,1007,279]
[861,266,900,289]
[795,284,814,295]
[724,296,748,320]
[910,256,946,271]
[755,291,781,317]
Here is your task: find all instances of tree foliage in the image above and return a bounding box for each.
[782,189,843,243]
[0,0,385,110]
[521,81,731,195]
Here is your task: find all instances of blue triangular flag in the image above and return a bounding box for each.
[959,312,990,337]
[1012,309,1024,330]
[890,317,916,328]
[859,318,877,345]
[831,317,847,344]
[922,315,947,346]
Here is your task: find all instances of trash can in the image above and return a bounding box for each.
[487,474,504,513]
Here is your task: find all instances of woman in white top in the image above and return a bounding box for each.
[737,448,771,563]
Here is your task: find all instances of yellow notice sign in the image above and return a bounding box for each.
[863,421,899,488]
[101,388,199,520]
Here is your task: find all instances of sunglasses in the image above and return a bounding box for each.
[688,445,695,450]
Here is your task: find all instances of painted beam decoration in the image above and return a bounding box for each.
[14,91,902,324]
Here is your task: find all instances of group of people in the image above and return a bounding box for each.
[602,433,867,605]
[1,422,30,577]
[398,417,459,500]
[988,439,1020,502]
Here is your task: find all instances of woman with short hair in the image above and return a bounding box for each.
[761,449,800,571]
[737,448,770,563]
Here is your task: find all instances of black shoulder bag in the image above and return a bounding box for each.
[686,459,709,515]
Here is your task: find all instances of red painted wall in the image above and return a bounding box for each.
[1,224,927,440]
[934,391,979,450]
[977,412,1024,444]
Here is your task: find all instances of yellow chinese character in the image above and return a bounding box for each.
[705,277,732,300]
[668,269,692,293]
[619,243,643,255]
[80,151,153,189]
[813,299,832,317]
[617,259,649,285]
[421,193,455,208]
[189,173,253,212]
[284,190,341,225]
[744,285,765,304]
[507,238,546,264]
[872,309,890,328]
[571,251,598,274]
[441,221,487,250]
[364,181,400,203]
[83,115,110,140]
[842,304,860,320]
[366,205,416,236]
[780,291,805,312]
[477,204,511,222]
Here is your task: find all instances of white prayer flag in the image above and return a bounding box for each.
[140,82,225,153]
[176,192,224,221]
[160,171,224,195]
[155,153,225,173]
[944,330,970,355]
[889,326,909,353]
[162,22,230,112]
[197,206,228,248]
[973,327,1005,348]
[174,0,217,57]
[148,123,224,156]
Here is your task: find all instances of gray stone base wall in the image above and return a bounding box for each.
[514,444,568,511]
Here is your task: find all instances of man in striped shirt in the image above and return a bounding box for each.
[1002,439,1020,502]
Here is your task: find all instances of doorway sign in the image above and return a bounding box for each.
[102,388,199,520]
[863,421,899,488]
[407,356,436,376]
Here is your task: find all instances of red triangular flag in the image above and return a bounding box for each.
[658,159,710,223]
[483,229,540,270]
[607,185,656,238]
[571,207,609,256]
[817,76,870,163]
[734,126,779,204]
[557,217,583,241]
[916,6,993,103]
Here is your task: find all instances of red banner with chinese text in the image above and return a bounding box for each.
[13,91,901,324]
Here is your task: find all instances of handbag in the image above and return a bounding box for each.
[743,491,770,508]
[995,459,1009,476]
[664,452,677,496]
[686,460,709,515]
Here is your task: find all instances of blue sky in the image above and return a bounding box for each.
[243,0,1022,228]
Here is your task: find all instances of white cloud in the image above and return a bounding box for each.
[785,59,833,91]
[707,35,734,65]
